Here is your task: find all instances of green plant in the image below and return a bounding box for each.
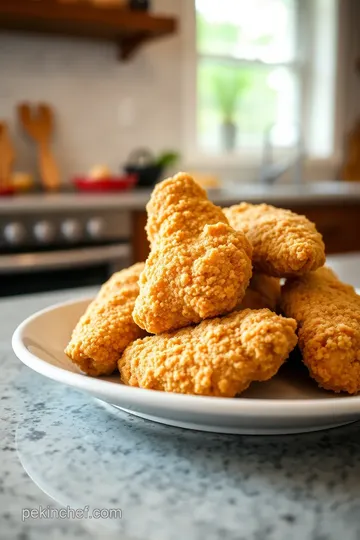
[156,151,180,169]
[212,67,251,124]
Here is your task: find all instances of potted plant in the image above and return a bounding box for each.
[212,67,250,152]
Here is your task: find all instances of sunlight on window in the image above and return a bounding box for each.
[195,0,299,154]
[196,0,296,62]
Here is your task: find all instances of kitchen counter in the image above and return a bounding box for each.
[2,181,360,260]
[2,253,360,540]
[1,181,360,213]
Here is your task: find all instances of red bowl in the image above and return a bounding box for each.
[0,186,15,196]
[73,174,137,192]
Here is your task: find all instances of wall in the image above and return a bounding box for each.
[0,0,183,184]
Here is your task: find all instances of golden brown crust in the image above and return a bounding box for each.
[119,309,297,397]
[281,267,360,393]
[65,263,146,377]
[133,173,253,334]
[224,203,325,277]
[146,174,227,246]
[239,273,281,311]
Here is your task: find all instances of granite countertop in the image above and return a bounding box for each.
[2,253,360,540]
[1,182,360,214]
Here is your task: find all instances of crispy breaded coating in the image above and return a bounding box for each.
[281,267,360,394]
[119,309,298,397]
[65,263,146,377]
[146,172,227,246]
[224,203,325,277]
[239,273,281,311]
[133,173,253,334]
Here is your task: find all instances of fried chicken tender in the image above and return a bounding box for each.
[146,172,228,247]
[224,203,325,277]
[65,263,145,377]
[119,309,298,397]
[281,267,360,394]
[133,173,253,334]
[239,273,281,311]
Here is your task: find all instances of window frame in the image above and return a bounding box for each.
[181,0,345,172]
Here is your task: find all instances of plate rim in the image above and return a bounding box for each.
[11,295,360,417]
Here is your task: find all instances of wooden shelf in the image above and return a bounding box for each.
[0,0,177,60]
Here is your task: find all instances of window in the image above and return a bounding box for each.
[183,0,339,167]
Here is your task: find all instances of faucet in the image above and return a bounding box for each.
[259,123,305,186]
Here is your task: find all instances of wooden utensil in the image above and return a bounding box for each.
[0,122,15,190]
[18,103,60,191]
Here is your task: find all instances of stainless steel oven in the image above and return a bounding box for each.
[0,209,131,297]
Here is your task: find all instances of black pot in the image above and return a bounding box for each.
[124,148,163,187]
[124,163,163,187]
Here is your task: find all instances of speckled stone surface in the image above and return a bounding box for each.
[2,256,360,540]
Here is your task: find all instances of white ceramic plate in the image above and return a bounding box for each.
[12,296,360,435]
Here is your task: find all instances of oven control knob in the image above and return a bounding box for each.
[3,222,26,245]
[86,217,105,239]
[61,219,82,242]
[33,221,56,243]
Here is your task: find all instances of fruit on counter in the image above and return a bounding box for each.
[73,163,137,191]
[11,173,34,192]
[89,165,112,180]
[73,174,137,192]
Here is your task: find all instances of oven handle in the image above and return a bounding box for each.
[0,244,130,273]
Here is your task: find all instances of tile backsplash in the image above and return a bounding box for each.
[0,0,183,184]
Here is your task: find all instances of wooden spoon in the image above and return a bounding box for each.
[0,122,15,191]
[18,103,60,191]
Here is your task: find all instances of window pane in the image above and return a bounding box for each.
[196,0,297,63]
[197,60,299,154]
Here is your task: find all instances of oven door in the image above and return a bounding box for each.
[0,244,130,297]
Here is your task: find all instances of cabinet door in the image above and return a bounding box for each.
[284,204,360,255]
